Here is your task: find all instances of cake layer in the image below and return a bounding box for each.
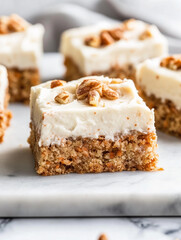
[30,76,155,146]
[60,20,168,75]
[0,108,12,143]
[140,90,181,137]
[136,57,181,110]
[8,67,40,103]
[0,65,8,110]
[64,57,135,81]
[29,123,158,176]
[0,24,44,69]
[0,65,12,142]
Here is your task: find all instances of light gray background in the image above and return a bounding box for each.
[0,0,119,20]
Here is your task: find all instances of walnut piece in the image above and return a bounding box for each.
[76,78,121,106]
[51,80,66,88]
[102,84,119,100]
[8,14,28,32]
[139,28,152,40]
[160,55,181,70]
[85,36,100,48]
[111,78,123,84]
[88,90,100,106]
[85,23,127,47]
[55,90,70,104]
[98,234,108,240]
[100,30,114,46]
[0,14,29,34]
[0,17,9,34]
[123,19,135,30]
[76,79,102,100]
[108,28,124,40]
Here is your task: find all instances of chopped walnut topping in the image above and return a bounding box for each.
[139,28,152,40]
[85,22,127,47]
[108,28,124,40]
[123,18,136,30]
[100,30,114,46]
[51,80,66,88]
[102,84,119,100]
[0,17,9,34]
[55,90,70,104]
[111,78,123,84]
[76,78,121,106]
[84,35,100,48]
[88,89,100,106]
[160,55,181,70]
[0,14,29,34]
[98,234,108,240]
[76,79,102,100]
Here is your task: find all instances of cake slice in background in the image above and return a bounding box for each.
[60,19,168,81]
[0,14,44,103]
[29,76,158,176]
[136,55,181,137]
[0,65,12,143]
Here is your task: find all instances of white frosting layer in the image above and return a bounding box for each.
[0,65,8,110]
[0,24,44,69]
[30,76,155,146]
[60,20,168,75]
[136,57,181,109]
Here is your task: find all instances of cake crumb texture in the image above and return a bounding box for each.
[29,123,158,176]
[64,57,135,82]
[140,90,181,137]
[0,90,12,143]
[8,68,40,104]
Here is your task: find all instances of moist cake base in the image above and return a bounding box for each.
[8,68,40,104]
[64,57,135,82]
[0,90,12,143]
[29,123,158,176]
[140,90,181,137]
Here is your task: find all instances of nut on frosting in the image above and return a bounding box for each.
[76,78,119,106]
[0,14,29,34]
[160,55,181,70]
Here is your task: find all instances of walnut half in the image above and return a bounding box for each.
[76,79,102,100]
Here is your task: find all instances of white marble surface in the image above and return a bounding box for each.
[0,53,181,217]
[0,217,181,240]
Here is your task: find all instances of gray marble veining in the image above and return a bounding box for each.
[0,54,181,217]
[0,217,181,240]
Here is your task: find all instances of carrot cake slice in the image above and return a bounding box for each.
[60,19,168,81]
[29,76,158,176]
[0,65,12,143]
[0,14,44,103]
[136,55,181,137]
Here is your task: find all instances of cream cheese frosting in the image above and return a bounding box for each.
[60,20,168,75]
[30,76,155,146]
[0,65,8,110]
[136,57,181,110]
[0,24,44,70]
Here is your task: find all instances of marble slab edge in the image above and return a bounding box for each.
[1,193,181,217]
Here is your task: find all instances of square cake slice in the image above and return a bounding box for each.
[60,19,168,81]
[0,65,12,142]
[29,76,158,176]
[136,55,181,137]
[0,14,44,103]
